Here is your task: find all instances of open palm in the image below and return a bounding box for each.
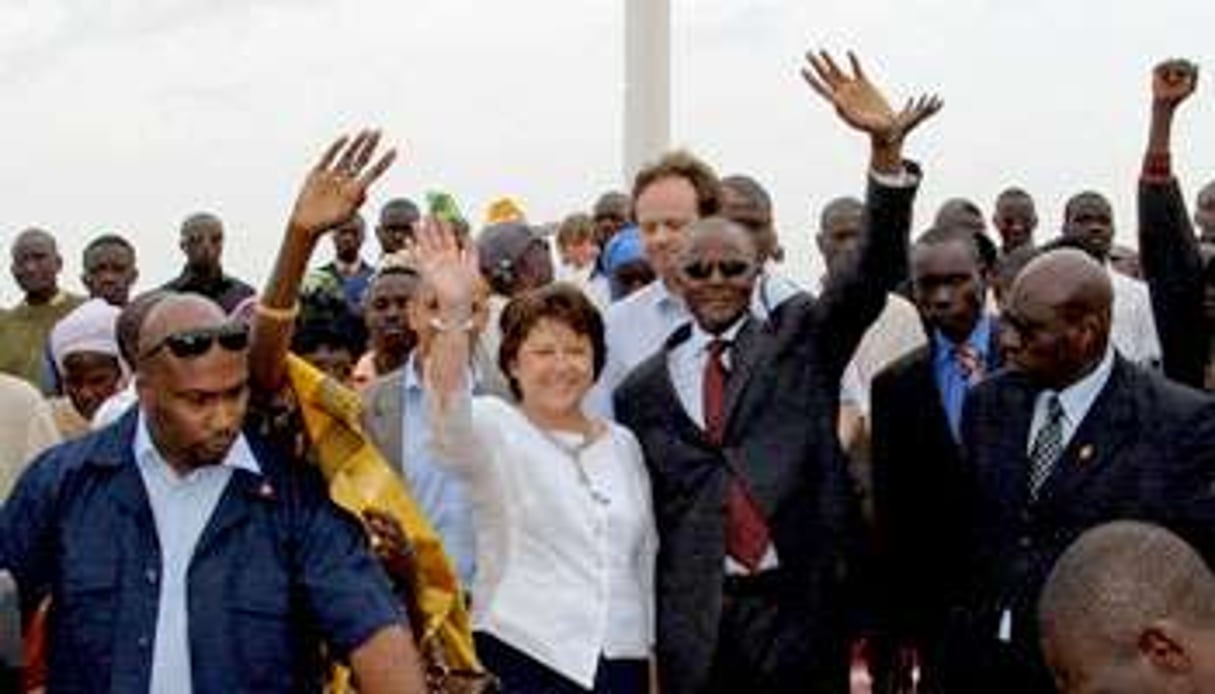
[414,217,480,311]
[802,50,942,143]
[288,130,397,239]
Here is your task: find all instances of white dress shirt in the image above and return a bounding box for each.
[1026,346,1116,454]
[667,317,779,574]
[429,394,657,689]
[134,412,260,694]
[590,274,803,417]
[1109,268,1162,368]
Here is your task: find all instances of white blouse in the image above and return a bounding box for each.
[429,393,657,689]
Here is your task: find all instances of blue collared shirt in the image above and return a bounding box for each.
[401,353,477,587]
[0,410,403,693]
[933,313,993,439]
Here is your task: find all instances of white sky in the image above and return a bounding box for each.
[2,0,1214,305]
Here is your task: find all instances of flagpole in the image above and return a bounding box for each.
[623,0,671,183]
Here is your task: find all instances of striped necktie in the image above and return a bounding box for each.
[1028,394,1066,500]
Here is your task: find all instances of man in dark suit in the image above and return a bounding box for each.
[1137,57,1213,390]
[945,248,1215,692]
[869,225,1002,691]
[615,50,940,693]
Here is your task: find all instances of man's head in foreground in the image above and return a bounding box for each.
[1040,521,1215,694]
[136,293,249,473]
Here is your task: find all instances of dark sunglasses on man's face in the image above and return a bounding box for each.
[681,259,753,281]
[141,323,250,360]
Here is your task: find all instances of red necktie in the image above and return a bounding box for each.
[703,339,771,572]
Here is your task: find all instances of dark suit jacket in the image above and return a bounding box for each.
[1138,176,1210,389]
[948,356,1215,692]
[615,174,917,694]
[869,326,1002,657]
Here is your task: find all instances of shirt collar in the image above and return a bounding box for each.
[688,315,747,355]
[404,351,424,392]
[21,290,69,309]
[649,279,687,315]
[933,313,993,363]
[334,257,368,276]
[1046,344,1117,426]
[133,409,260,478]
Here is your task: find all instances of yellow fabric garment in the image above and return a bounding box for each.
[285,354,480,680]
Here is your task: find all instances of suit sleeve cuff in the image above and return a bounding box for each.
[870,161,921,189]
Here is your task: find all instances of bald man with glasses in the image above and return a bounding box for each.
[0,292,425,693]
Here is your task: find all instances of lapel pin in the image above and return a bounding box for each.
[257,482,276,500]
[1078,444,1095,464]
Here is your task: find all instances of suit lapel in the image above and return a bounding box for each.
[721,317,764,431]
[991,374,1038,511]
[1036,359,1135,505]
[651,324,715,446]
[909,347,956,444]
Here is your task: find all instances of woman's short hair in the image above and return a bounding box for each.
[498,283,606,400]
[556,212,596,251]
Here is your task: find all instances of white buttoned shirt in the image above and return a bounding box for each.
[133,412,260,694]
[429,394,657,689]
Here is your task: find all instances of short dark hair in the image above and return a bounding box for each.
[721,174,772,215]
[83,233,135,261]
[293,289,365,357]
[632,150,722,218]
[498,283,606,400]
[1063,191,1112,221]
[1040,235,1104,263]
[592,191,631,220]
[818,196,864,233]
[995,187,1034,205]
[556,213,595,250]
[181,212,222,235]
[915,225,998,272]
[380,198,420,224]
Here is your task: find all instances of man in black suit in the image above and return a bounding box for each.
[1137,57,1213,390]
[945,248,1215,692]
[870,225,1001,691]
[615,50,940,693]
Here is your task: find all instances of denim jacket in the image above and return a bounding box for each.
[0,410,403,693]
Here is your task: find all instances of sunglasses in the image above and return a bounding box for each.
[141,323,250,360]
[681,259,754,281]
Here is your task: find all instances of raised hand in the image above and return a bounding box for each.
[1153,58,1198,110]
[893,94,944,142]
[288,129,397,239]
[414,216,481,316]
[801,50,941,145]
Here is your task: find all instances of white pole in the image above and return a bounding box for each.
[623,0,671,184]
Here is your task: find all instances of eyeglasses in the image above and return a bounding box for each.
[141,323,249,360]
[681,259,754,281]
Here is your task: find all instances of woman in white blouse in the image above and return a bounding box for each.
[416,220,657,693]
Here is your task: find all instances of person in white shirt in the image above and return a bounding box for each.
[592,152,804,416]
[1060,191,1162,367]
[556,212,610,308]
[418,220,657,693]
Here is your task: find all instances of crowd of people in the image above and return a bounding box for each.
[1,50,1215,694]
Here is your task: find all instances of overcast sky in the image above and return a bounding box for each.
[2,0,1214,305]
